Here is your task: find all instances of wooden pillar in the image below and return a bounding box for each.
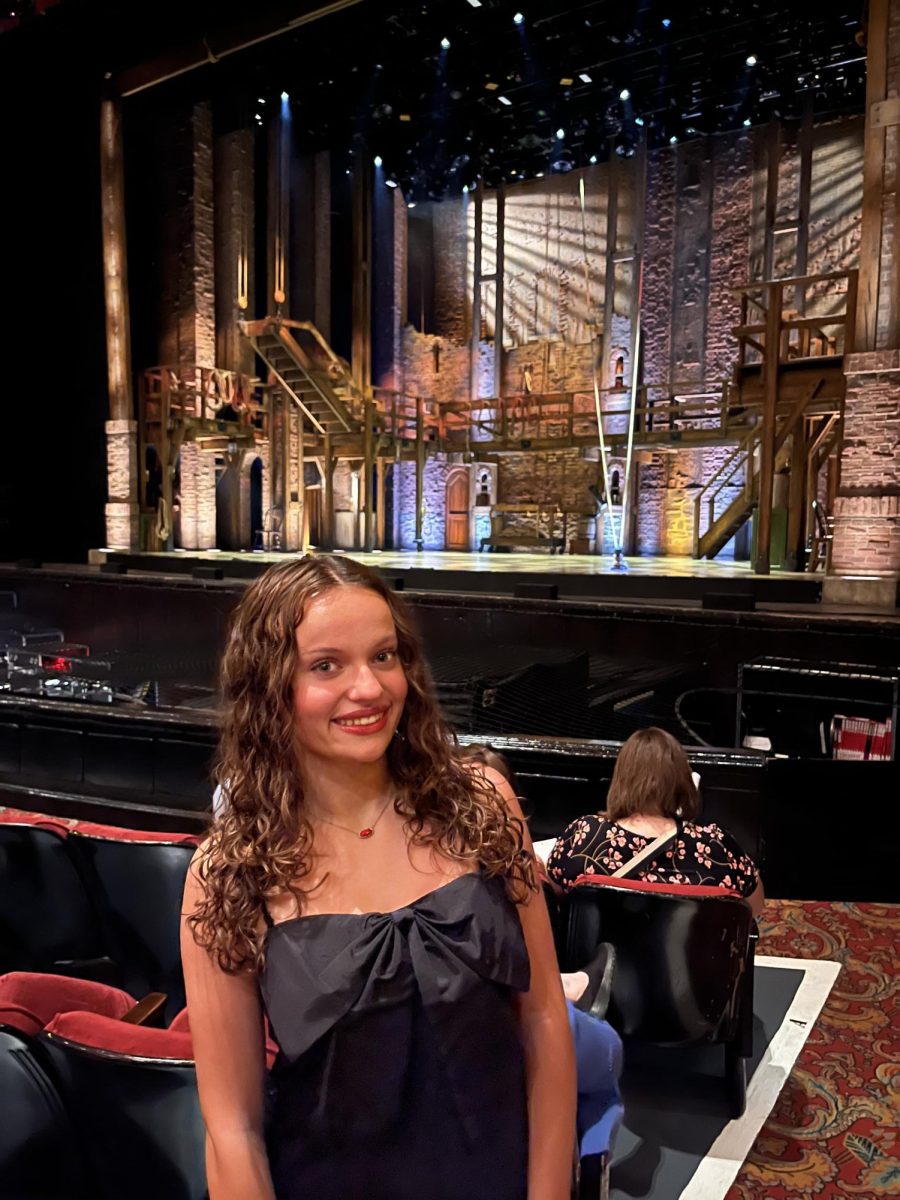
[323,433,335,550]
[376,455,387,549]
[469,187,483,402]
[415,396,425,551]
[297,414,306,551]
[100,96,139,550]
[762,120,780,281]
[281,393,292,546]
[351,149,373,396]
[856,0,892,349]
[493,185,505,397]
[363,399,375,552]
[755,281,783,574]
[784,423,807,571]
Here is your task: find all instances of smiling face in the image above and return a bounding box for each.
[292,585,408,775]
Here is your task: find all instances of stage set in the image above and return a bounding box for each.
[2,2,900,1200]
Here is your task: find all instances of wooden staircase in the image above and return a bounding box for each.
[240,317,364,438]
[693,270,857,566]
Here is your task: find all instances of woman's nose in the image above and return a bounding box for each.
[347,663,383,699]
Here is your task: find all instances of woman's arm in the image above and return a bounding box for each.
[483,767,577,1200]
[181,850,276,1200]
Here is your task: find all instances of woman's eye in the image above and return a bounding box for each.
[311,660,335,673]
[374,649,397,664]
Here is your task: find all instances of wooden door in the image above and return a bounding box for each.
[445,470,470,550]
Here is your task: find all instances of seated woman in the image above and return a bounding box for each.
[546,727,764,918]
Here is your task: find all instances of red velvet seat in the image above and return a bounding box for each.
[0,971,136,1038]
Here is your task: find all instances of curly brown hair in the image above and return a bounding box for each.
[188,554,534,973]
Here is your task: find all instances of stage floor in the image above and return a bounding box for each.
[106,549,796,579]
[88,547,900,614]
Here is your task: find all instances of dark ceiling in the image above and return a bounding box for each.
[4,0,869,200]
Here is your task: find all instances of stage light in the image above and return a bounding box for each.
[743,117,752,127]
[462,184,469,193]
[589,154,598,164]
[513,12,524,25]
[254,113,262,121]
[619,88,630,101]
[407,201,416,208]
[661,18,671,28]
[635,115,645,126]
[536,171,544,177]
[467,0,482,6]
[257,97,266,104]
[498,95,512,106]
[560,77,574,86]
[374,155,383,167]
[579,72,592,83]
[441,37,451,49]
[669,134,678,144]
[280,91,289,102]
[556,127,565,139]
[386,179,398,188]
[746,54,757,66]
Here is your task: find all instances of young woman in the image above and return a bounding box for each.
[181,555,575,1200]
[546,726,764,916]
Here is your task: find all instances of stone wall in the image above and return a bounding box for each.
[159,102,216,369]
[214,127,255,375]
[832,352,900,573]
[178,441,216,550]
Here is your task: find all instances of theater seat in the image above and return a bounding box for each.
[0,1028,85,1200]
[40,1010,205,1200]
[0,823,112,980]
[65,829,197,1020]
[563,875,756,1116]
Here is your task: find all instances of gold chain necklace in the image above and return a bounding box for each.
[314,793,395,840]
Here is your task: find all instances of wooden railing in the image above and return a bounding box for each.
[141,365,268,434]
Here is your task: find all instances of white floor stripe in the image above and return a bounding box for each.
[678,955,841,1200]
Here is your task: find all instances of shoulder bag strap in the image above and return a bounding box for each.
[611,821,680,880]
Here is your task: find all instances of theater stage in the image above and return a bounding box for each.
[89,547,900,612]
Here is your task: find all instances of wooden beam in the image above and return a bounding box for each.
[363,399,375,552]
[470,186,483,401]
[794,93,814,319]
[415,395,425,551]
[100,97,133,425]
[493,185,506,397]
[754,281,783,575]
[115,1,364,96]
[323,433,335,550]
[762,120,780,281]
[784,419,807,571]
[602,145,619,367]
[856,0,890,350]
[351,147,373,397]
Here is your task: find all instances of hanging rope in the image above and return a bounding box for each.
[155,496,171,545]
[578,176,618,553]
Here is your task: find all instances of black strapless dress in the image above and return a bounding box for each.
[260,872,530,1200]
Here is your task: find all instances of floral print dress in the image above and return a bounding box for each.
[546,815,759,897]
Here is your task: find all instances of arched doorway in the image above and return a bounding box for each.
[249,458,263,550]
[445,468,470,551]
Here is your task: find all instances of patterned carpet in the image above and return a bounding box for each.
[727,901,899,1199]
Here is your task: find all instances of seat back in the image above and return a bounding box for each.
[565,878,753,1046]
[66,834,195,1020]
[0,1028,86,1200]
[0,824,105,976]
[40,1016,204,1200]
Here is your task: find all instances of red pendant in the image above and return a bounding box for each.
[359,827,374,839]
